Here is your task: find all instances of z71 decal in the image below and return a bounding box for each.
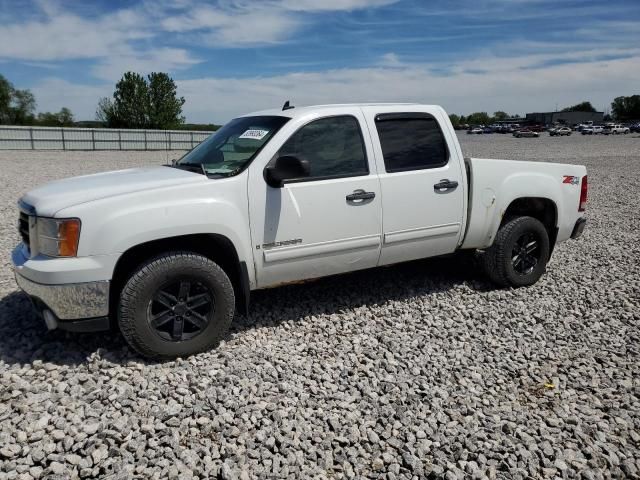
[563,175,579,185]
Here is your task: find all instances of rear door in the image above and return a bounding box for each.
[248,111,383,288]
[361,106,466,265]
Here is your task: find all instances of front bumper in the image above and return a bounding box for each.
[14,273,111,332]
[12,244,112,332]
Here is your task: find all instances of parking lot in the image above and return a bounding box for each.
[0,134,638,479]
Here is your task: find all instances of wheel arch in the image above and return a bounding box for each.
[502,197,558,255]
[109,233,250,323]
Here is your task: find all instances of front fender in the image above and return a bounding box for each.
[55,176,254,280]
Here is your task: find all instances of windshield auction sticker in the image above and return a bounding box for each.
[239,129,269,140]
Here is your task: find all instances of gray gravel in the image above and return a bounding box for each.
[1,134,639,479]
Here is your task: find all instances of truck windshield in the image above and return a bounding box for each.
[177,116,290,177]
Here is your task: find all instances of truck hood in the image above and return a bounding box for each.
[22,166,207,217]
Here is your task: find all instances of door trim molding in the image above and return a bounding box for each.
[384,222,460,245]
[263,234,381,263]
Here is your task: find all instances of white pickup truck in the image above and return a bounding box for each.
[12,103,588,359]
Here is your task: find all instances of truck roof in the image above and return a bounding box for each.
[242,103,433,119]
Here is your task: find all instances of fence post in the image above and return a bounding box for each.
[91,130,95,150]
[61,128,66,150]
[29,128,34,150]
[168,132,172,151]
[118,130,122,150]
[144,130,147,150]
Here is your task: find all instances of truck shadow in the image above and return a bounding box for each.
[0,254,491,366]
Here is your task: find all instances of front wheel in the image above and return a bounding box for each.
[118,252,235,359]
[480,216,550,287]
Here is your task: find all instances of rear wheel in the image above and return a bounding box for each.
[480,216,550,287]
[118,252,235,359]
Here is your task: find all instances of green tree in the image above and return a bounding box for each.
[57,107,74,125]
[561,101,596,112]
[97,71,186,129]
[147,72,185,129]
[467,112,491,126]
[448,113,460,128]
[37,107,74,126]
[96,97,115,126]
[492,111,509,121]
[611,95,640,121]
[0,74,36,125]
[8,88,36,124]
[0,74,12,124]
[111,72,149,128]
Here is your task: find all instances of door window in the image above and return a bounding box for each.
[375,114,448,173]
[279,116,368,180]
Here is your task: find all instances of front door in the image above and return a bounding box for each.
[249,113,382,288]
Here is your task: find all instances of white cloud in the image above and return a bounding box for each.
[91,48,201,81]
[159,0,400,46]
[0,9,148,61]
[28,49,640,122]
[174,53,640,122]
[273,0,398,12]
[161,8,298,45]
[31,78,111,119]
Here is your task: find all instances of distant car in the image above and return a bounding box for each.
[468,127,483,134]
[630,123,640,133]
[513,129,539,138]
[603,124,630,135]
[527,125,545,132]
[483,127,494,134]
[551,127,572,136]
[582,126,603,135]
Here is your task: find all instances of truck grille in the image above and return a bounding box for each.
[18,211,30,249]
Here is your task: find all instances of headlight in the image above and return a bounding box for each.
[36,218,81,257]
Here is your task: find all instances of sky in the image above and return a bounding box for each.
[1,0,639,123]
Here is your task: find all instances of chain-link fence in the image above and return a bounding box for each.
[0,126,214,151]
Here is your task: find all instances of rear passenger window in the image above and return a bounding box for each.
[375,114,448,172]
[279,116,368,179]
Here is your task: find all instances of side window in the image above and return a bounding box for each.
[279,116,368,179]
[375,114,448,173]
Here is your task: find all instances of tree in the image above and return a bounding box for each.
[57,107,74,125]
[147,72,185,129]
[0,74,36,125]
[112,72,149,128]
[492,111,509,121]
[97,71,185,129]
[611,95,640,121]
[8,88,36,124]
[0,74,11,124]
[96,97,115,126]
[561,101,596,112]
[37,107,74,126]
[466,112,491,126]
[448,113,460,128]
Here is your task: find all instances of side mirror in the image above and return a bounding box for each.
[264,155,310,188]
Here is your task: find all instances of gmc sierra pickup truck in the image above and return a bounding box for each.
[12,104,587,359]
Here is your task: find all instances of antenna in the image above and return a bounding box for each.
[282,100,294,111]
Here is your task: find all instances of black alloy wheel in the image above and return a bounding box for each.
[511,232,540,275]
[147,279,214,342]
[118,252,235,359]
[480,216,550,287]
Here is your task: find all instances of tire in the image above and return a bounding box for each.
[118,252,235,359]
[480,216,550,287]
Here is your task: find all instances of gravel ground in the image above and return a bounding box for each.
[0,134,638,480]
